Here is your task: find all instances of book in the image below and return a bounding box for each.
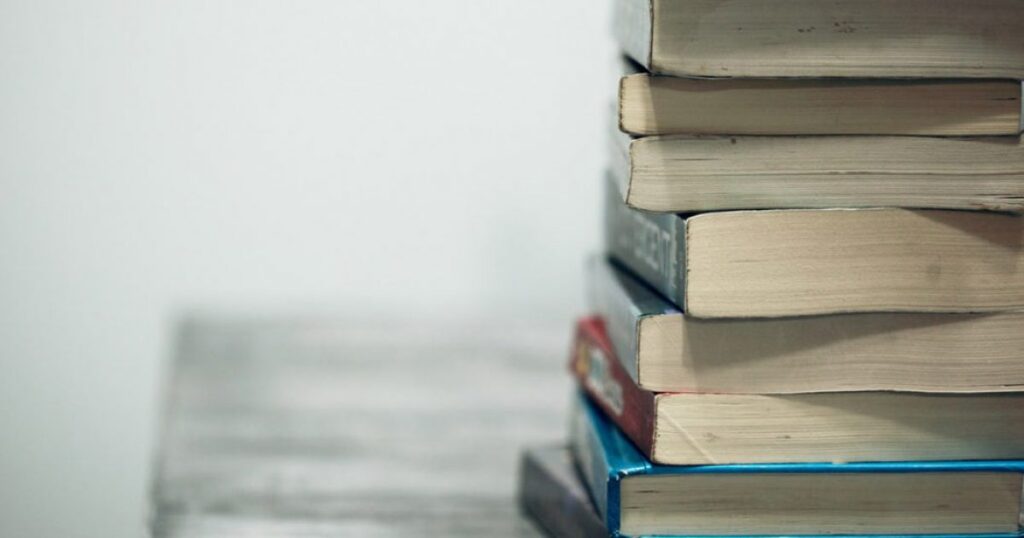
[587,256,1024,394]
[614,0,1024,79]
[610,128,1024,213]
[570,316,1024,465]
[619,74,1023,136]
[603,176,1024,317]
[517,445,605,538]
[570,390,1024,537]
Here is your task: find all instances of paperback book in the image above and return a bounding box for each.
[614,0,1024,78]
[570,316,1024,465]
[586,256,1024,394]
[603,175,1024,317]
[571,391,1024,537]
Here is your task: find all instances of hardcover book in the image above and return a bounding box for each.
[603,175,1024,317]
[586,256,1024,394]
[610,127,1024,213]
[517,445,605,538]
[569,316,1024,465]
[614,0,1024,79]
[570,391,1024,537]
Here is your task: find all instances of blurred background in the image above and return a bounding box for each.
[0,2,611,536]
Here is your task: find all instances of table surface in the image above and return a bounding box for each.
[150,315,572,537]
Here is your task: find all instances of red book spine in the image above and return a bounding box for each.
[569,316,657,460]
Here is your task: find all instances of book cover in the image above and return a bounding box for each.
[517,445,606,538]
[584,255,678,382]
[570,316,658,459]
[602,172,687,309]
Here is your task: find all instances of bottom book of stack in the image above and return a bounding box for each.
[519,394,1024,538]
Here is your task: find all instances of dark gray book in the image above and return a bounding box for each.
[602,173,686,310]
[602,173,1024,318]
[517,446,606,538]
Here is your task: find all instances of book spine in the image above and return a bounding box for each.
[603,173,687,308]
[570,318,658,461]
[587,256,682,384]
[569,392,614,531]
[608,130,634,205]
[613,0,653,70]
[517,448,607,538]
[586,256,642,381]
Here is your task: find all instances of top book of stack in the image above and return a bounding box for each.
[616,0,1024,79]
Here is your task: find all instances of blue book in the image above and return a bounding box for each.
[570,392,1024,538]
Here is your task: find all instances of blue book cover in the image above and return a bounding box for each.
[569,392,1024,538]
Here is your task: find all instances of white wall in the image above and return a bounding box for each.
[0,2,611,536]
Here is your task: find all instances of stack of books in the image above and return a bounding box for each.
[519,1,1024,537]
